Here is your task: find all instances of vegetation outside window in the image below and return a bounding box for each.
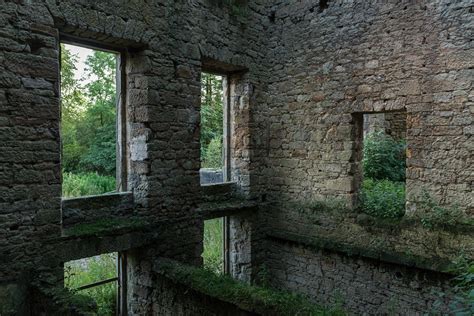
[60,44,119,198]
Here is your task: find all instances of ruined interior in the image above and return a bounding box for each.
[0,0,473,315]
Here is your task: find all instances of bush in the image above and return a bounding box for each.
[363,131,406,182]
[360,179,406,219]
[62,172,115,198]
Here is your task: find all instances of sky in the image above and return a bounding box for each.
[64,43,94,83]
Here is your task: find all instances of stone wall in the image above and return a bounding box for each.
[255,0,473,211]
[250,0,473,314]
[266,239,453,315]
[0,0,269,313]
[0,0,472,314]
[61,192,134,227]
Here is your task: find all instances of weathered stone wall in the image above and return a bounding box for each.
[266,239,453,315]
[250,0,473,313]
[0,0,269,313]
[363,111,407,141]
[255,0,473,211]
[61,192,134,227]
[1,0,472,314]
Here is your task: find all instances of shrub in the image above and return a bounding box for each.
[360,179,406,219]
[363,131,406,182]
[62,172,115,198]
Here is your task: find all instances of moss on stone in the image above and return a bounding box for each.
[157,259,345,316]
[64,218,147,237]
[35,285,97,315]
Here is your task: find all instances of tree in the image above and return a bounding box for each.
[200,73,224,168]
[60,46,117,177]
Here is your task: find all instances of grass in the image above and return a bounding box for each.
[62,172,115,198]
[202,218,224,275]
[64,253,117,316]
[158,259,345,316]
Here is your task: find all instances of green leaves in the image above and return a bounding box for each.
[363,131,406,182]
[201,73,224,169]
[60,45,117,181]
[360,179,406,219]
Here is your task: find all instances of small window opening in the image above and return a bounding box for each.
[64,252,119,314]
[60,43,119,198]
[200,72,229,185]
[359,111,407,219]
[202,217,227,275]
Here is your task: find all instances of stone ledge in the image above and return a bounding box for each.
[267,231,454,275]
[200,199,258,220]
[62,191,134,228]
[153,258,341,316]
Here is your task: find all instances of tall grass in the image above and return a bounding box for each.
[202,218,224,275]
[62,172,115,198]
[64,253,117,315]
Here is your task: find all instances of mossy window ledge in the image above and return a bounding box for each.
[63,218,147,237]
[156,258,345,316]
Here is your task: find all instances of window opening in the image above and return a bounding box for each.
[64,252,119,314]
[202,217,227,275]
[359,111,407,219]
[200,72,229,184]
[60,43,120,198]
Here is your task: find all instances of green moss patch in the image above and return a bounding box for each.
[64,218,147,237]
[157,259,345,316]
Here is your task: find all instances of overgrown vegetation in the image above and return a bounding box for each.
[202,218,224,274]
[432,255,474,314]
[200,72,224,169]
[446,256,474,314]
[416,191,473,229]
[362,131,406,182]
[359,179,405,219]
[159,260,345,315]
[359,130,406,219]
[64,253,117,316]
[61,44,117,197]
[62,172,115,198]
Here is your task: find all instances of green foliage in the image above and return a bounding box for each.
[417,191,472,229]
[202,135,223,168]
[359,179,406,219]
[255,264,271,288]
[60,44,117,196]
[159,260,345,316]
[62,172,115,198]
[201,73,224,169]
[363,131,406,182]
[433,255,474,314]
[447,257,474,314]
[202,218,224,275]
[65,253,117,316]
